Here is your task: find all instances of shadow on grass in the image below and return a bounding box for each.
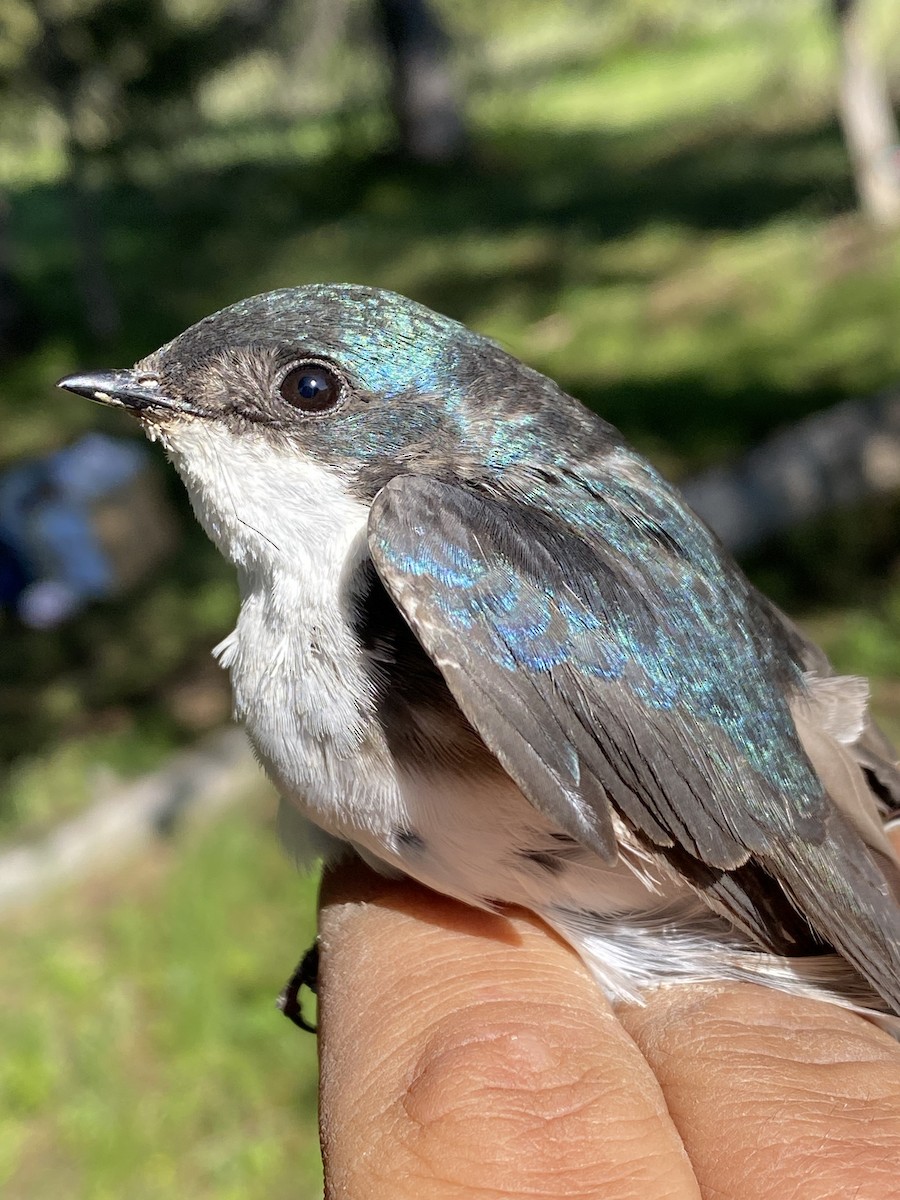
[10,115,854,355]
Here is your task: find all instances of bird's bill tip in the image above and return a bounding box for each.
[56,369,166,411]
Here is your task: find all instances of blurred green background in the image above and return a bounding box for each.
[3,0,900,1195]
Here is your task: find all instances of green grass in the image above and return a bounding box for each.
[0,792,322,1199]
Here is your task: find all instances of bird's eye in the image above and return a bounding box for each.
[278,362,343,413]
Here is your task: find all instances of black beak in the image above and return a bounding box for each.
[57,369,184,414]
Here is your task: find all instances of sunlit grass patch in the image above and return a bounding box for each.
[0,794,322,1199]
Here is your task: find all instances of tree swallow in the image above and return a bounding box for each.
[59,284,900,1025]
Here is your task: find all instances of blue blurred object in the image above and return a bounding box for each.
[0,433,176,628]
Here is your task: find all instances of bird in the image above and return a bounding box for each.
[58,283,900,1026]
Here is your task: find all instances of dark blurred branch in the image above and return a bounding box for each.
[30,7,121,341]
[832,0,900,228]
[683,390,900,552]
[0,193,40,358]
[64,157,121,343]
[374,0,466,162]
[13,0,296,343]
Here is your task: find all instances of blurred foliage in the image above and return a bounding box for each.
[3,1,900,1192]
[0,799,322,1198]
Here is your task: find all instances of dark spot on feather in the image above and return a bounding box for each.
[549,831,579,845]
[863,764,900,816]
[631,514,689,560]
[394,827,426,853]
[518,848,566,875]
[532,466,559,485]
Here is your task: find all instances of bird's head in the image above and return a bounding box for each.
[57,284,592,573]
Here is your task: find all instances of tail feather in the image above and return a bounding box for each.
[767,811,900,1017]
[547,899,900,1033]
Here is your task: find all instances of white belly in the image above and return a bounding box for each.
[218,553,676,921]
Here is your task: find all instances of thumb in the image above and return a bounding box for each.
[316,856,700,1200]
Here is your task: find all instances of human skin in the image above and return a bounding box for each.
[317,832,900,1200]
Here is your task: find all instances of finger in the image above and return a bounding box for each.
[614,803,900,1197]
[317,857,701,1200]
[620,982,900,1199]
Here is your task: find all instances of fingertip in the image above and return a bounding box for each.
[316,860,700,1199]
[619,983,900,1200]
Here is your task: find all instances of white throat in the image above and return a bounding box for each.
[163,421,367,579]
[164,421,376,789]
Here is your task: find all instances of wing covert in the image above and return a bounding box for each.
[368,473,822,866]
[368,471,900,1011]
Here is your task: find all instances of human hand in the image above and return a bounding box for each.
[317,847,900,1199]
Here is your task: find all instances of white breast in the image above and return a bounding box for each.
[165,422,406,839]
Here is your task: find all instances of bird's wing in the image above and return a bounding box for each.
[764,602,900,823]
[368,471,900,1012]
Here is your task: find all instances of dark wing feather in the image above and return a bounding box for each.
[764,601,900,820]
[368,471,900,1012]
